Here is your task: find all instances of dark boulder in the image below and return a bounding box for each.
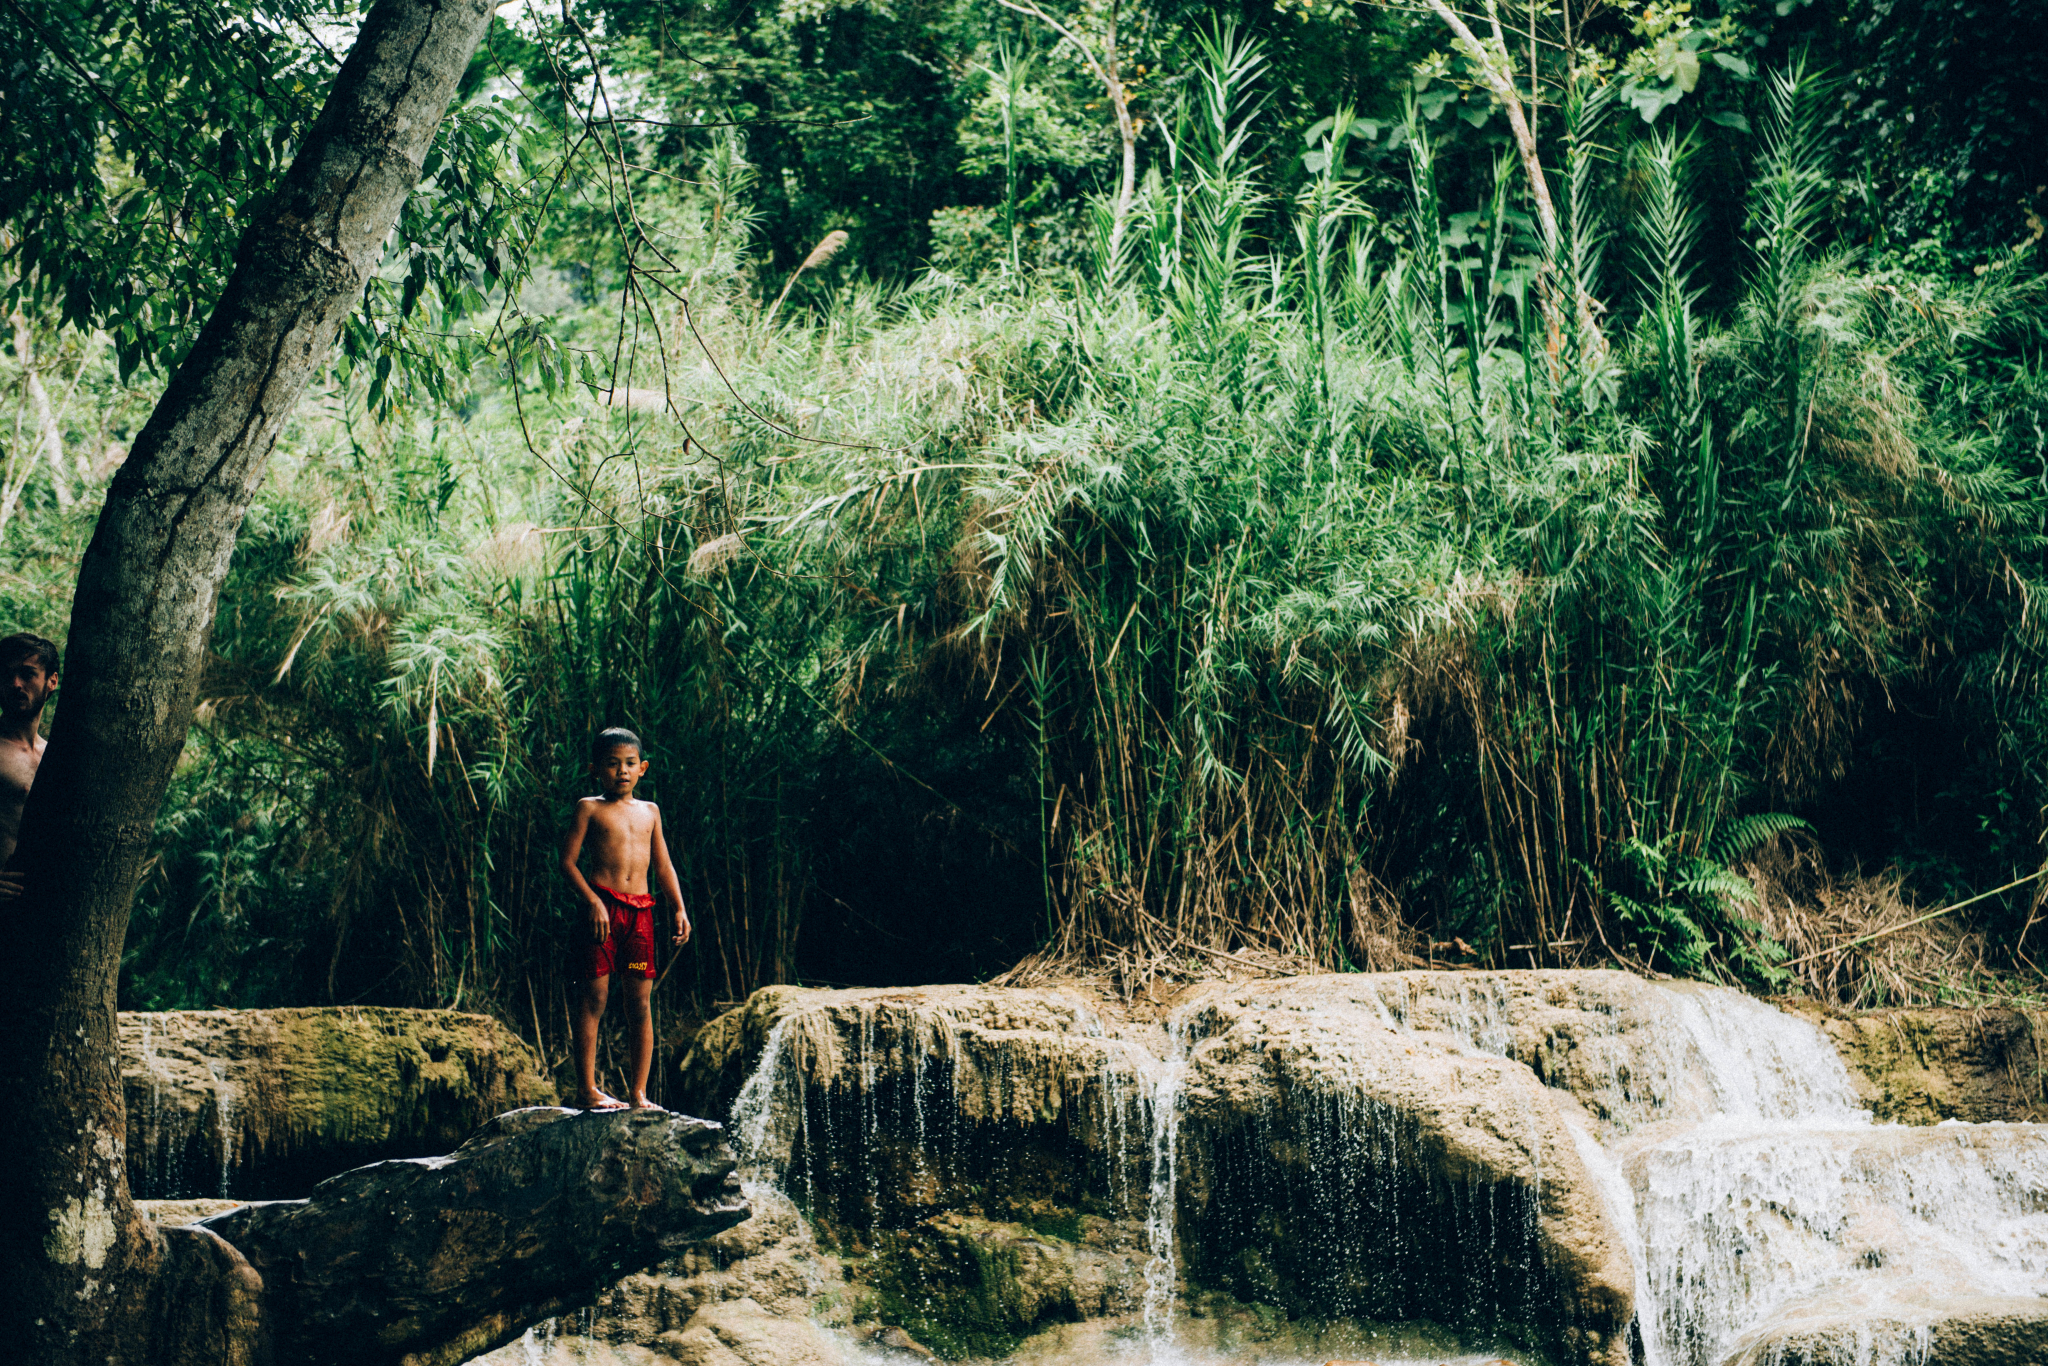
[197,1106,748,1366]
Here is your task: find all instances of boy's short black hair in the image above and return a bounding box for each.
[0,632,59,675]
[591,726,643,760]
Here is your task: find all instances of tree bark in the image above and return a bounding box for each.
[0,1,494,1359]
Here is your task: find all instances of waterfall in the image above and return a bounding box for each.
[133,1016,199,1199]
[207,1058,239,1198]
[1344,975,2048,1366]
[730,1013,797,1186]
[1078,1003,1146,1219]
[1661,985,1863,1122]
[1616,983,2048,1366]
[138,1017,166,1197]
[700,979,2047,1366]
[1140,1006,1194,1352]
[1632,1115,2048,1364]
[1561,1113,1670,1366]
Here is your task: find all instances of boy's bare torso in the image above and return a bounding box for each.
[576,795,658,895]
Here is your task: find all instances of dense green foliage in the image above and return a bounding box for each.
[3,0,2045,1044]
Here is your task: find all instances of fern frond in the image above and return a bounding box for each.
[1677,865,1758,906]
[1708,812,1810,865]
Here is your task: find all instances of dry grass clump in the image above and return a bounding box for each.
[1743,837,2036,1008]
[996,942,1324,1000]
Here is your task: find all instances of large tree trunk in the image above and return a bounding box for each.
[0,1,493,1358]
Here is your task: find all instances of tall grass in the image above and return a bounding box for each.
[96,37,2048,1043]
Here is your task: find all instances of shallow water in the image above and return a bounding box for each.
[963,1313,1534,1366]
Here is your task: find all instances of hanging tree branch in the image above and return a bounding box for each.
[1416,0,1607,366]
[0,1,498,1359]
[995,0,1138,268]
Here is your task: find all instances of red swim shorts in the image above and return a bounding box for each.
[583,885,657,980]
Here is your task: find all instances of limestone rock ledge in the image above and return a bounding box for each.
[453,971,2048,1366]
[468,1184,1142,1366]
[1779,1002,2048,1124]
[678,978,1635,1366]
[1722,1293,2048,1366]
[468,1187,850,1366]
[1174,979,1635,1366]
[123,1007,557,1198]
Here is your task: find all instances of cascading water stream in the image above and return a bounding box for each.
[1560,1114,1670,1366]
[1349,975,2048,1366]
[207,1058,239,1198]
[730,1013,797,1187]
[1615,985,2048,1366]
[696,982,2048,1366]
[1140,1006,1195,1354]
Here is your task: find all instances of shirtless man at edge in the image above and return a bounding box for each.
[0,632,59,901]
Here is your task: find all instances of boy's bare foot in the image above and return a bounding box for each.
[627,1095,667,1111]
[576,1090,627,1111]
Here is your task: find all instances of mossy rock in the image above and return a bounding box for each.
[847,1220,1089,1359]
[1778,1003,2048,1124]
[844,1212,1143,1360]
[122,1007,556,1198]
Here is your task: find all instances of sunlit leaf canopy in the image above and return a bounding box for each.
[0,0,539,402]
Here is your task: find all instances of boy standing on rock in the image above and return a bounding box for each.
[560,726,691,1110]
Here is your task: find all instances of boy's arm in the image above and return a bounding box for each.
[559,801,612,943]
[650,806,690,945]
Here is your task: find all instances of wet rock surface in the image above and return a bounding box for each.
[466,1186,850,1366]
[122,1007,556,1198]
[199,1106,748,1366]
[470,971,2048,1366]
[1721,1292,2048,1366]
[1626,1121,2048,1365]
[681,984,1161,1246]
[1173,979,1636,1366]
[1779,1002,2048,1124]
[140,1196,248,1226]
[675,978,1634,1365]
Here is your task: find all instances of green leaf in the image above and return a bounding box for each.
[1706,110,1752,132]
[1708,52,1753,78]
[1627,81,1686,123]
[1708,813,1809,865]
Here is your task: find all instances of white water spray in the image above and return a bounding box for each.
[730,1014,796,1181]
[206,1057,238,1198]
[1615,983,2048,1366]
[1140,1006,1196,1355]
